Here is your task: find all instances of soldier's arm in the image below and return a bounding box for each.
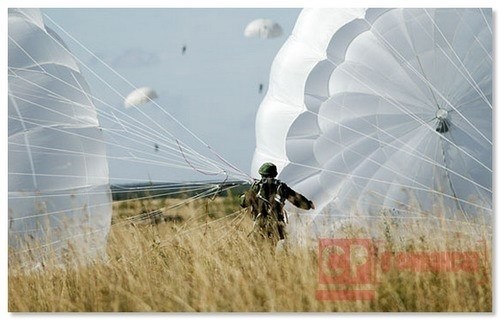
[282,184,315,210]
[240,183,258,208]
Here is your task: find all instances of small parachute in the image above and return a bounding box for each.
[124,87,158,108]
[244,19,283,39]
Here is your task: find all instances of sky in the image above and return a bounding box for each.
[39,8,301,184]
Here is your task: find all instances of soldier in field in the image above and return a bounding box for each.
[240,162,315,241]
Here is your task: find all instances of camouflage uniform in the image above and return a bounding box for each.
[240,163,314,240]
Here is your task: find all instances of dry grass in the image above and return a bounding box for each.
[8,196,492,312]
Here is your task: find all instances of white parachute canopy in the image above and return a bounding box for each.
[124,87,158,108]
[8,8,112,265]
[253,9,492,236]
[244,18,283,39]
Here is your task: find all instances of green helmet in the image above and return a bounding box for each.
[258,162,278,177]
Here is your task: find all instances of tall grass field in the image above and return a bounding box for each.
[8,194,492,312]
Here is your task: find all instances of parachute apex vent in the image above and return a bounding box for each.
[436,108,449,133]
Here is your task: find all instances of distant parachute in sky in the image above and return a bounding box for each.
[124,87,158,108]
[244,19,283,39]
[253,8,492,237]
[8,8,112,266]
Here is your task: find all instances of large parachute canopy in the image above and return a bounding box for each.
[124,87,158,108]
[252,8,492,237]
[244,18,283,39]
[8,8,112,266]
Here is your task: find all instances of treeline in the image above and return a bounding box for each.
[110,181,250,201]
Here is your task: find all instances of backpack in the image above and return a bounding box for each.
[253,178,287,222]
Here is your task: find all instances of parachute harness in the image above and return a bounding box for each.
[247,178,288,239]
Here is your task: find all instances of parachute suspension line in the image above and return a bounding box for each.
[325,55,492,175]
[167,183,245,227]
[9,67,213,169]
[206,145,254,182]
[9,183,217,223]
[452,9,492,61]
[8,131,213,177]
[366,15,493,145]
[8,89,38,190]
[421,9,493,110]
[113,183,246,246]
[305,99,490,209]
[176,139,224,176]
[210,174,229,201]
[11,179,248,234]
[454,95,488,113]
[318,124,440,193]
[409,10,493,115]
[421,11,493,140]
[112,185,221,227]
[414,52,448,133]
[9,180,217,200]
[414,55,440,110]
[304,101,489,194]
[305,90,491,194]
[35,24,231,177]
[479,8,493,35]
[10,73,232,181]
[9,40,236,180]
[308,169,489,220]
[438,135,470,222]
[43,13,251,182]
[8,112,212,176]
[207,210,247,249]
[128,208,245,261]
[305,90,486,194]
[288,161,491,212]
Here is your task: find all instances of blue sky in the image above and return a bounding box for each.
[41,8,301,183]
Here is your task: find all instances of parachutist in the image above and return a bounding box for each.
[154,143,159,152]
[259,83,264,93]
[182,45,187,55]
[244,19,283,39]
[124,87,158,108]
[240,162,315,242]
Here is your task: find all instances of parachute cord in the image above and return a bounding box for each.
[176,139,222,176]
[210,173,229,201]
[206,145,254,183]
[247,213,262,237]
[41,14,243,178]
[44,13,253,183]
[439,132,469,222]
